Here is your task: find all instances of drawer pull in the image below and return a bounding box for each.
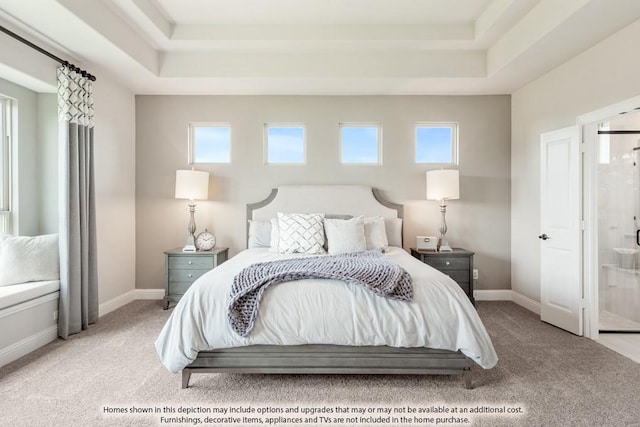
[188,274,193,278]
[445,261,451,266]
[188,261,192,265]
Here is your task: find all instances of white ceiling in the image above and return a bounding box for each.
[154,0,493,25]
[1,0,640,95]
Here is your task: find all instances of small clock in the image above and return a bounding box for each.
[196,229,216,251]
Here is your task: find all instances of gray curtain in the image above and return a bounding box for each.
[57,66,98,339]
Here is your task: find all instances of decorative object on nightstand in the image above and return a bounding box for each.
[416,236,438,251]
[426,169,459,252]
[411,247,475,304]
[196,229,216,251]
[163,247,228,309]
[175,169,209,252]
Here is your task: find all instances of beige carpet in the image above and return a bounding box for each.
[1,301,639,426]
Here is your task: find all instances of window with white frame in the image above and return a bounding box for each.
[189,123,231,164]
[264,124,305,164]
[415,122,458,165]
[0,96,13,234]
[340,123,382,164]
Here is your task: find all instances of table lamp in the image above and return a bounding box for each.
[426,169,459,252]
[175,169,209,252]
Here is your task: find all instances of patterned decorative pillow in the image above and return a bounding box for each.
[277,212,326,254]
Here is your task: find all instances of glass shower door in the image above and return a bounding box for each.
[598,123,640,332]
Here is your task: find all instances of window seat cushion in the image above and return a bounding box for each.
[0,280,60,311]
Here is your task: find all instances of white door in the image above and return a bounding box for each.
[540,126,582,335]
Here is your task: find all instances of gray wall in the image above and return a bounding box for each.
[511,18,640,303]
[136,95,511,292]
[91,73,137,308]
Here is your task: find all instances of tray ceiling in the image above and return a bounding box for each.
[1,0,640,94]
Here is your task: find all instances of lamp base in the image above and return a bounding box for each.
[182,235,197,252]
[438,236,453,252]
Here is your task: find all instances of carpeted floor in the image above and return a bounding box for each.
[0,301,639,426]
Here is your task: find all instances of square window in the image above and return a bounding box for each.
[189,124,231,164]
[265,125,305,164]
[415,123,458,164]
[340,124,381,164]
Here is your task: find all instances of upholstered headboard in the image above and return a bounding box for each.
[247,185,403,247]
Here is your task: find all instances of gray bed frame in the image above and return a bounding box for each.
[182,186,475,389]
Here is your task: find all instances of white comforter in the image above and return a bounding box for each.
[155,247,498,373]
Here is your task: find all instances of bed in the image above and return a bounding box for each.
[155,185,497,389]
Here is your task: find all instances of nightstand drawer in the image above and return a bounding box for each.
[168,281,194,295]
[168,269,209,282]
[169,256,214,270]
[423,257,470,271]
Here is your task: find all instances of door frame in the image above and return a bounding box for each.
[577,94,640,340]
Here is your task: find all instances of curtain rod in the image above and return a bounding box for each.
[0,24,96,81]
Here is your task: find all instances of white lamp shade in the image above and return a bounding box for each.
[175,170,209,200]
[426,169,460,200]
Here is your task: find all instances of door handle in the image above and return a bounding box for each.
[538,233,550,240]
[637,230,640,246]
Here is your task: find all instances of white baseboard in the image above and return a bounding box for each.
[474,289,540,315]
[474,289,512,301]
[0,325,57,368]
[134,289,165,300]
[511,291,541,315]
[99,289,164,317]
[99,290,136,317]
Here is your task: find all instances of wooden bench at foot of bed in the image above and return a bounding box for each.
[181,344,474,389]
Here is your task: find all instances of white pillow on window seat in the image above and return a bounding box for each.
[0,234,60,287]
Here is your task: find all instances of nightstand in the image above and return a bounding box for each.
[410,248,475,304]
[163,247,229,309]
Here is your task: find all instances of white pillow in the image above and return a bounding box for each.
[364,216,389,250]
[325,217,366,255]
[385,217,403,247]
[248,220,271,248]
[268,218,280,252]
[277,212,326,254]
[0,234,60,287]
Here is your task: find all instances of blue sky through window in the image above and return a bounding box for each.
[193,126,231,163]
[416,126,453,163]
[266,126,305,163]
[341,126,379,163]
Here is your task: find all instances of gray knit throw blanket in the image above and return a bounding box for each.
[228,250,413,336]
